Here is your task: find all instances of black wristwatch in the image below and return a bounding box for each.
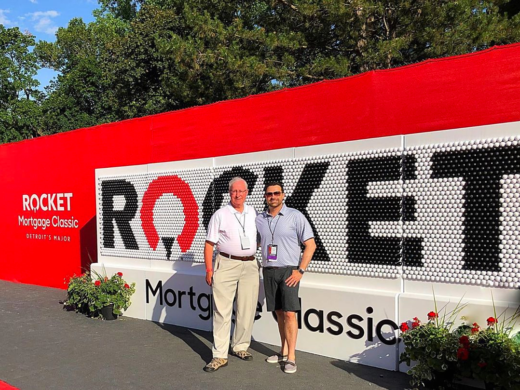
[298,268,305,275]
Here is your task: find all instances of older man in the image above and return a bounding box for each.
[256,181,316,374]
[203,177,260,372]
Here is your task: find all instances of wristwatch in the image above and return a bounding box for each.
[298,268,305,275]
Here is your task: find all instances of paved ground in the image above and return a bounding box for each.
[0,280,413,390]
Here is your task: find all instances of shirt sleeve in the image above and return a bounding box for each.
[205,211,221,244]
[255,213,266,245]
[296,211,314,244]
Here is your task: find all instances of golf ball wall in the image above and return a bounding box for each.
[97,136,520,289]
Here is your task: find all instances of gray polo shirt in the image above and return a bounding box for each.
[255,204,314,267]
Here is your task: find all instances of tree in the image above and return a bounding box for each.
[0,26,43,143]
[36,17,125,133]
[31,0,520,135]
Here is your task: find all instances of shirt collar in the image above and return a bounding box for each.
[227,202,249,214]
[265,203,287,217]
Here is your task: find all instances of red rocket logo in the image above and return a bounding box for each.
[140,175,198,259]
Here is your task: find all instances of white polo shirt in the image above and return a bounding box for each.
[206,203,258,256]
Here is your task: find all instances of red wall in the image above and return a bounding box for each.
[2,43,520,289]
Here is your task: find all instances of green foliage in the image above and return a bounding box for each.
[98,0,140,21]
[400,305,463,389]
[64,272,98,315]
[464,328,520,389]
[401,296,520,390]
[2,0,520,139]
[44,0,520,131]
[457,307,520,389]
[35,17,121,133]
[65,271,136,319]
[401,322,459,388]
[0,26,43,142]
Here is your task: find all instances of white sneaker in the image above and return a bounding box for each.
[284,360,297,374]
[266,353,288,364]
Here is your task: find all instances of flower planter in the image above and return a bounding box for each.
[400,304,520,390]
[423,370,455,389]
[64,271,135,320]
[100,303,118,321]
[424,380,452,389]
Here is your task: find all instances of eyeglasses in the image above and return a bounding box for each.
[265,191,282,197]
[230,190,248,194]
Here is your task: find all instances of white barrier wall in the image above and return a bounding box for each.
[93,121,520,371]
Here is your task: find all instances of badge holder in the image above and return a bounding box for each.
[240,233,251,250]
[267,244,278,261]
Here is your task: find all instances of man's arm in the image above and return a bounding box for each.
[299,237,316,271]
[204,240,216,286]
[285,238,316,287]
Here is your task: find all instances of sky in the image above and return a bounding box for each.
[0,0,100,89]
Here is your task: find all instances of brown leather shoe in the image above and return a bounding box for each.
[232,350,253,361]
[203,358,228,372]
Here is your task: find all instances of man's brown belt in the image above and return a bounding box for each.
[219,252,255,261]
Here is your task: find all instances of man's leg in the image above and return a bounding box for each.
[263,267,288,363]
[283,311,298,361]
[275,309,288,355]
[280,266,300,370]
[211,256,241,358]
[231,261,259,354]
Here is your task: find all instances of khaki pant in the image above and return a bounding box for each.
[212,254,260,358]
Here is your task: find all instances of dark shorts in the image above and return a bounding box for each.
[262,266,300,312]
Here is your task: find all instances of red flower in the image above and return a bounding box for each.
[95,280,101,287]
[478,361,487,368]
[104,276,108,282]
[427,311,438,320]
[459,335,470,347]
[412,317,420,329]
[457,347,469,360]
[117,272,123,277]
[400,322,409,332]
[124,284,130,289]
[487,317,497,326]
[471,322,480,334]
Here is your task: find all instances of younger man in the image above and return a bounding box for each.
[255,182,316,374]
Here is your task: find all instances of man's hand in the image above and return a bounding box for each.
[206,270,213,286]
[285,270,302,287]
[204,240,215,286]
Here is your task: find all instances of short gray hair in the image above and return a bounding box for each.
[229,177,248,192]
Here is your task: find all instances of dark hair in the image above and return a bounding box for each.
[264,181,284,193]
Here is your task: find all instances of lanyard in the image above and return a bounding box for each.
[267,214,281,244]
[234,212,246,234]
